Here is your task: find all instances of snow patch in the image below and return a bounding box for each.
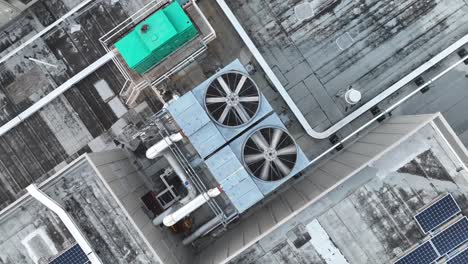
[306,219,350,264]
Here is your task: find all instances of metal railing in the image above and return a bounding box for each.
[98,0,216,106]
[153,111,228,227]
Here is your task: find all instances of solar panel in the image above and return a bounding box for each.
[415,194,460,234]
[431,217,468,256]
[394,241,439,264]
[447,248,468,264]
[49,244,90,264]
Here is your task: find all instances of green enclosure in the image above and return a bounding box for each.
[115,1,198,74]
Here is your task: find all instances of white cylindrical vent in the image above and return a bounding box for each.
[344,89,362,105]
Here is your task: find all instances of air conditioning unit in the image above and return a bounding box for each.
[204,114,308,213]
[229,114,308,195]
[167,59,307,213]
[191,59,273,141]
[166,59,272,158]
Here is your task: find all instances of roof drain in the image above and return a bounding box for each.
[26,184,103,264]
[146,133,198,225]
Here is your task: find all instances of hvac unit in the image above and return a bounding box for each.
[229,114,308,195]
[204,114,308,213]
[191,59,273,141]
[166,59,272,158]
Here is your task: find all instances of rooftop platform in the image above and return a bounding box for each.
[226,0,468,138]
[220,113,468,264]
[0,157,158,263]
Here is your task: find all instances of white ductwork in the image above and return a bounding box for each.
[26,184,103,264]
[146,133,198,225]
[163,151,197,205]
[145,133,184,159]
[163,186,222,227]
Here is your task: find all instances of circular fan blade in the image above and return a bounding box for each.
[205,72,260,127]
[243,127,298,182]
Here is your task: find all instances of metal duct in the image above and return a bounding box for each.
[163,186,222,227]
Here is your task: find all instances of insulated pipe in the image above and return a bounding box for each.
[163,186,222,227]
[145,133,198,225]
[26,184,103,264]
[163,151,197,205]
[0,0,93,65]
[152,206,175,226]
[0,51,116,137]
[182,214,223,245]
[145,133,184,159]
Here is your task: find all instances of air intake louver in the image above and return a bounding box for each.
[205,72,260,127]
[243,127,298,181]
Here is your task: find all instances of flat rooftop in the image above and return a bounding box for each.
[0,158,157,264]
[225,117,468,263]
[227,0,468,136]
[1,1,468,264]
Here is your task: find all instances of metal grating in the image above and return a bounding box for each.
[415,194,461,234]
[431,217,468,255]
[394,241,439,264]
[447,248,468,264]
[49,244,90,264]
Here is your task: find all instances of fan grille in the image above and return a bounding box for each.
[205,72,260,127]
[243,127,297,182]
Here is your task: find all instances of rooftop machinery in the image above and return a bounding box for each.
[115,1,198,74]
[146,60,309,242]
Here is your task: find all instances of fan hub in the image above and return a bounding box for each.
[264,148,278,161]
[225,93,240,106]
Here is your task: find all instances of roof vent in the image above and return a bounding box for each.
[204,71,260,127]
[295,2,314,21]
[243,127,298,181]
[141,24,150,33]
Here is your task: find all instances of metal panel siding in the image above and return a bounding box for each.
[168,92,211,136]
[205,146,263,213]
[205,146,243,182]
[188,122,226,158]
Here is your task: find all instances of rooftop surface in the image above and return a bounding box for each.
[226,119,468,264]
[1,0,468,264]
[1,0,468,211]
[227,0,468,140]
[0,158,158,264]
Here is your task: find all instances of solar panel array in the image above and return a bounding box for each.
[394,241,439,264]
[447,248,468,264]
[49,244,90,264]
[431,217,468,255]
[415,194,460,234]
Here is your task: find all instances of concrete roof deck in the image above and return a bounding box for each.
[224,115,468,264]
[226,0,468,135]
[0,157,158,264]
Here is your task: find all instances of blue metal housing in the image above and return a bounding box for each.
[229,114,309,195]
[191,59,273,141]
[167,92,226,158]
[205,146,264,213]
